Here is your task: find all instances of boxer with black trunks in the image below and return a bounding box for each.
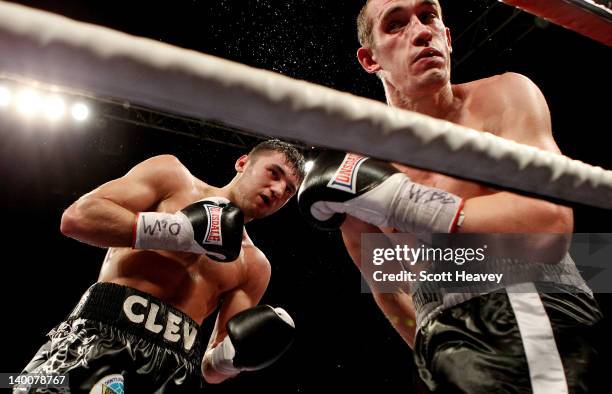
[297,1,602,392]
[16,139,304,393]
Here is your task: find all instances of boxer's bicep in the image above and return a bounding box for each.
[61,155,192,246]
[92,154,191,212]
[460,74,573,233]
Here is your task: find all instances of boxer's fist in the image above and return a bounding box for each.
[297,151,400,230]
[298,150,464,235]
[179,197,244,261]
[134,197,244,262]
[203,305,295,376]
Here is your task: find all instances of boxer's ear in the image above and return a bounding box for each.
[357,47,382,74]
[235,155,248,173]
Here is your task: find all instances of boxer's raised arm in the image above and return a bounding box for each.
[60,154,191,247]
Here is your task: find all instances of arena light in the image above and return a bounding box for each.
[16,89,42,117]
[71,102,89,121]
[43,95,65,120]
[0,85,11,107]
[304,160,314,173]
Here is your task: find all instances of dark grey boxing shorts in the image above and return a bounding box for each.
[414,282,602,394]
[16,282,205,393]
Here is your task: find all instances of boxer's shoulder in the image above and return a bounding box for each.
[455,73,551,143]
[240,230,272,289]
[488,72,546,111]
[461,72,532,90]
[458,72,536,106]
[134,154,190,176]
[478,73,555,147]
[127,154,198,197]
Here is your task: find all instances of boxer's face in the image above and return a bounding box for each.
[358,0,452,96]
[234,150,300,219]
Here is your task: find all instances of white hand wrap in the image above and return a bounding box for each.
[314,173,464,234]
[133,211,203,253]
[203,335,240,377]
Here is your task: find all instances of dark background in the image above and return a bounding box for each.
[1,0,611,392]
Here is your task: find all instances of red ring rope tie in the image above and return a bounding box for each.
[501,0,612,46]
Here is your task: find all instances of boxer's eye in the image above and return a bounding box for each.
[386,20,405,33]
[268,168,280,180]
[420,12,437,23]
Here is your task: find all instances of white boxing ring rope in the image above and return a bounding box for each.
[0,1,611,209]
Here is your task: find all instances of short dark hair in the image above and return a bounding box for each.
[249,139,306,183]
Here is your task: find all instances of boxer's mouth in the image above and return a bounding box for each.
[259,193,271,207]
[414,48,443,63]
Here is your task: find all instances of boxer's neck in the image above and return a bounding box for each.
[387,82,463,121]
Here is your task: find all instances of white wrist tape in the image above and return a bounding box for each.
[133,211,201,252]
[318,173,464,234]
[203,336,240,376]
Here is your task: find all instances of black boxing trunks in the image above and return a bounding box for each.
[414,282,602,394]
[15,282,205,393]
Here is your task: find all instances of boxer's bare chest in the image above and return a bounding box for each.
[393,105,502,200]
[98,184,248,323]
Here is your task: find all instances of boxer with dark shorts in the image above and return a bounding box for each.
[17,139,304,393]
[297,1,602,392]
[413,283,601,393]
[20,283,205,392]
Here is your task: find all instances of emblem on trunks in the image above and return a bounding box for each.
[89,374,124,394]
[327,153,368,194]
[122,295,198,352]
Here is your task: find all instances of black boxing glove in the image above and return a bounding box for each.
[297,151,398,230]
[203,305,295,376]
[297,151,464,234]
[133,197,244,262]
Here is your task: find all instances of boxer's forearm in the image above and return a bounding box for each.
[458,192,572,264]
[372,291,416,348]
[60,196,136,247]
[202,317,233,384]
[341,218,416,347]
[460,192,573,233]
